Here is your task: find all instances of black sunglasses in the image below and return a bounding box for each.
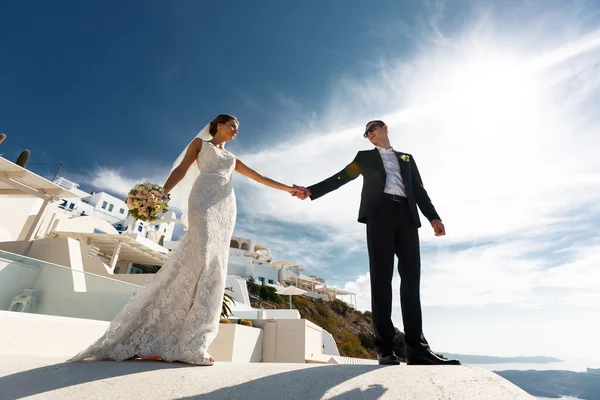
[363,123,384,138]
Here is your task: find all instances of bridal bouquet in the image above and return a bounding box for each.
[126,182,170,222]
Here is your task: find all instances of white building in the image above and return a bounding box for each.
[228,237,278,284]
[54,177,127,223]
[0,159,82,242]
[165,235,356,307]
[164,236,280,285]
[53,178,123,220]
[53,177,176,243]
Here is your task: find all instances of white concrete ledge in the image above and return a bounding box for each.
[0,356,534,400]
[0,311,109,357]
[208,323,263,363]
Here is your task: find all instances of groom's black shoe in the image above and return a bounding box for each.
[378,351,400,365]
[407,349,461,366]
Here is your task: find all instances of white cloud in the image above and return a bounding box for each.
[342,273,372,312]
[88,167,167,197]
[539,241,600,291]
[421,242,546,308]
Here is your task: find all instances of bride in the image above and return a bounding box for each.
[70,114,299,366]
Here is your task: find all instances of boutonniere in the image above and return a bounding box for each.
[400,155,410,162]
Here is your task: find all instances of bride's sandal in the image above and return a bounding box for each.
[181,353,214,366]
[191,355,214,366]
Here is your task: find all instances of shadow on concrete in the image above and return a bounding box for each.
[0,360,187,400]
[0,361,389,400]
[329,384,387,399]
[176,365,387,400]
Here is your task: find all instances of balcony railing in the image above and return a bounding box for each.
[0,249,141,322]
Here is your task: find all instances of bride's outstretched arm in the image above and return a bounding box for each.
[235,158,296,194]
[163,139,203,194]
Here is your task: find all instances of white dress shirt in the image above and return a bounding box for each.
[376,146,407,198]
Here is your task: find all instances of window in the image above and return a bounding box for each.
[119,208,125,214]
[108,204,114,212]
[137,225,143,232]
[59,200,68,207]
[268,279,274,284]
[130,263,161,274]
[164,228,167,233]
[69,203,75,210]
[258,277,265,282]
[154,225,159,230]
[101,201,107,209]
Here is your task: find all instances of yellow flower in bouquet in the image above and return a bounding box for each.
[126,182,171,222]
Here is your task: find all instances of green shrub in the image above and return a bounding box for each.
[330,299,349,316]
[258,283,281,302]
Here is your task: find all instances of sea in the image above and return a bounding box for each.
[473,361,592,373]
[534,397,581,400]
[472,360,597,400]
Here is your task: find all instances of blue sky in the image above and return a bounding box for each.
[2,1,600,362]
[1,0,427,171]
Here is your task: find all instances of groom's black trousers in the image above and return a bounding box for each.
[366,194,429,354]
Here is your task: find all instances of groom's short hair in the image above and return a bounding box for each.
[366,120,385,127]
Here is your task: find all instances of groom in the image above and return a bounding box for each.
[294,120,460,366]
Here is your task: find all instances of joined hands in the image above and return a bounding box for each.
[290,184,311,200]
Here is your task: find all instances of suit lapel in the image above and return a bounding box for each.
[395,151,409,184]
[371,148,385,176]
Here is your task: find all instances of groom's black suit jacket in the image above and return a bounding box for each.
[308,148,441,227]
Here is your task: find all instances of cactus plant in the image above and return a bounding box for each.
[0,133,6,144]
[219,317,232,324]
[239,319,253,327]
[16,149,30,167]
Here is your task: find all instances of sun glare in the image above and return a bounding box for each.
[449,54,541,125]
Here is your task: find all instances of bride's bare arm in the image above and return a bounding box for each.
[235,158,295,193]
[163,139,203,194]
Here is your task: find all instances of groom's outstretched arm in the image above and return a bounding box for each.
[307,155,361,201]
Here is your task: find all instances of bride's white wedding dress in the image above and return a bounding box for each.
[70,141,236,364]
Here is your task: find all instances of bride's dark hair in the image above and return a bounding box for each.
[209,114,238,136]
